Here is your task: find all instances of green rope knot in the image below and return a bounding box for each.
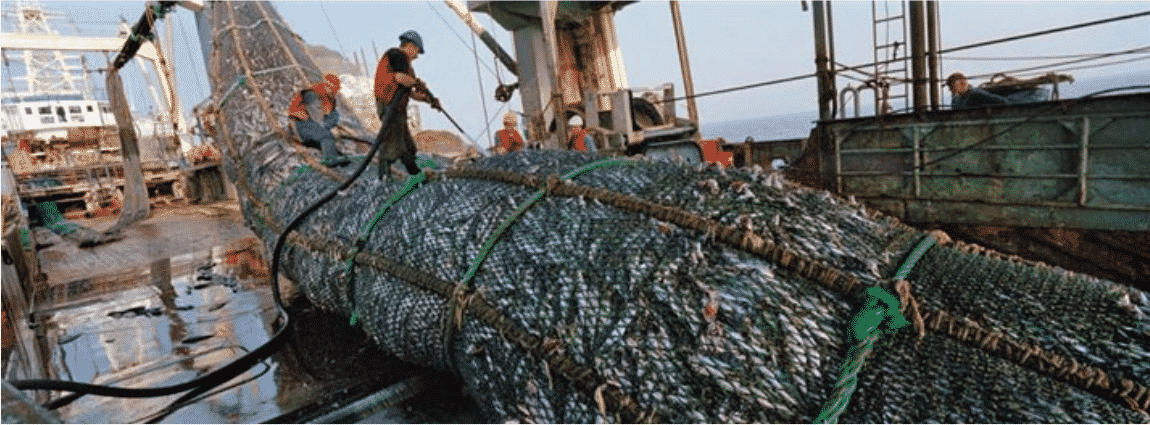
[852,287,908,340]
[815,233,939,424]
[815,287,906,424]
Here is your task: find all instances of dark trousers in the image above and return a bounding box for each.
[294,118,341,163]
[374,105,420,179]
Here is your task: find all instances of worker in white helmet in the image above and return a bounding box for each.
[566,115,596,153]
[493,111,525,154]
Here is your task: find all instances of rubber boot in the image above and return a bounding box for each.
[320,138,349,166]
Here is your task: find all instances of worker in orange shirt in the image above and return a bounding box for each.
[287,74,348,165]
[493,112,525,154]
[567,115,596,153]
[373,30,440,180]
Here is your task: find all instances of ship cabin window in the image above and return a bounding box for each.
[25,107,32,115]
[87,105,94,112]
[101,105,111,113]
[56,106,67,123]
[69,106,82,114]
[40,116,54,124]
[38,106,51,115]
[72,115,85,123]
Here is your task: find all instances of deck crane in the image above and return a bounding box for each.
[452,1,723,163]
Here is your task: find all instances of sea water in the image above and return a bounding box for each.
[698,70,1150,143]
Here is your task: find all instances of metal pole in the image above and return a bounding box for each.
[811,1,832,121]
[105,68,150,232]
[542,1,565,149]
[925,0,940,111]
[444,0,519,76]
[825,1,837,119]
[669,1,698,126]
[908,1,928,112]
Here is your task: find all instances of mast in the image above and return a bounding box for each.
[669,1,698,126]
[811,1,834,121]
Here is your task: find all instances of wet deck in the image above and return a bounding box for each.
[22,201,480,423]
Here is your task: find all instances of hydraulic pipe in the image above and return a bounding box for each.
[669,1,698,126]
[908,1,928,112]
[811,1,833,121]
[926,0,941,111]
[444,0,519,77]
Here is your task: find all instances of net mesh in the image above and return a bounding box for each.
[204,2,1150,422]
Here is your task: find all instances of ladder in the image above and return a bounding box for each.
[871,1,910,115]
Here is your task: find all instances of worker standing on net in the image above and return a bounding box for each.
[567,115,596,153]
[288,74,349,166]
[493,111,525,154]
[373,30,441,180]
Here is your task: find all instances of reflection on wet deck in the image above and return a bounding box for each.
[25,204,480,423]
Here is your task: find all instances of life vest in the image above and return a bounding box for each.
[496,128,524,152]
[288,80,339,121]
[374,48,413,107]
[568,128,593,152]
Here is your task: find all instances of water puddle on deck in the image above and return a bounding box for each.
[33,237,480,423]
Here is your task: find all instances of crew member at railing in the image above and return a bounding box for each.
[567,115,596,154]
[493,112,525,154]
[946,72,1010,109]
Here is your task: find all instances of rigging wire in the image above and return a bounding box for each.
[1033,53,1150,76]
[471,30,492,146]
[946,46,1150,61]
[964,49,1150,80]
[656,72,817,104]
[940,10,1150,55]
[425,1,498,79]
[318,3,348,59]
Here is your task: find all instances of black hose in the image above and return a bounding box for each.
[10,91,406,412]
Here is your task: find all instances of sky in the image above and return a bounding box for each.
[4,1,1148,148]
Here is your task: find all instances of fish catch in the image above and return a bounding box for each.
[203,2,1149,422]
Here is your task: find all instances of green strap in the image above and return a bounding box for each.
[218,75,247,108]
[815,233,938,423]
[459,158,628,289]
[892,232,939,281]
[440,158,627,372]
[272,165,315,203]
[345,158,436,326]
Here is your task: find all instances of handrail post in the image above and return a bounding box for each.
[1078,116,1090,206]
[912,126,921,198]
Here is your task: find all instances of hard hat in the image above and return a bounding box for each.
[568,115,583,127]
[399,30,425,54]
[503,111,517,125]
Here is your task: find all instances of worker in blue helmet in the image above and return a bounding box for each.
[373,30,439,180]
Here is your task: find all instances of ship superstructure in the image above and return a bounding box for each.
[1,0,192,217]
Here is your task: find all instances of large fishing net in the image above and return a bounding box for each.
[203,2,1150,422]
[246,151,1149,423]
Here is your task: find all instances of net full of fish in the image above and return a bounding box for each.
[257,150,1150,423]
[203,2,1149,422]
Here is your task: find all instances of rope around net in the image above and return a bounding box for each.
[444,165,1150,415]
[222,158,1150,418]
[813,232,939,423]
